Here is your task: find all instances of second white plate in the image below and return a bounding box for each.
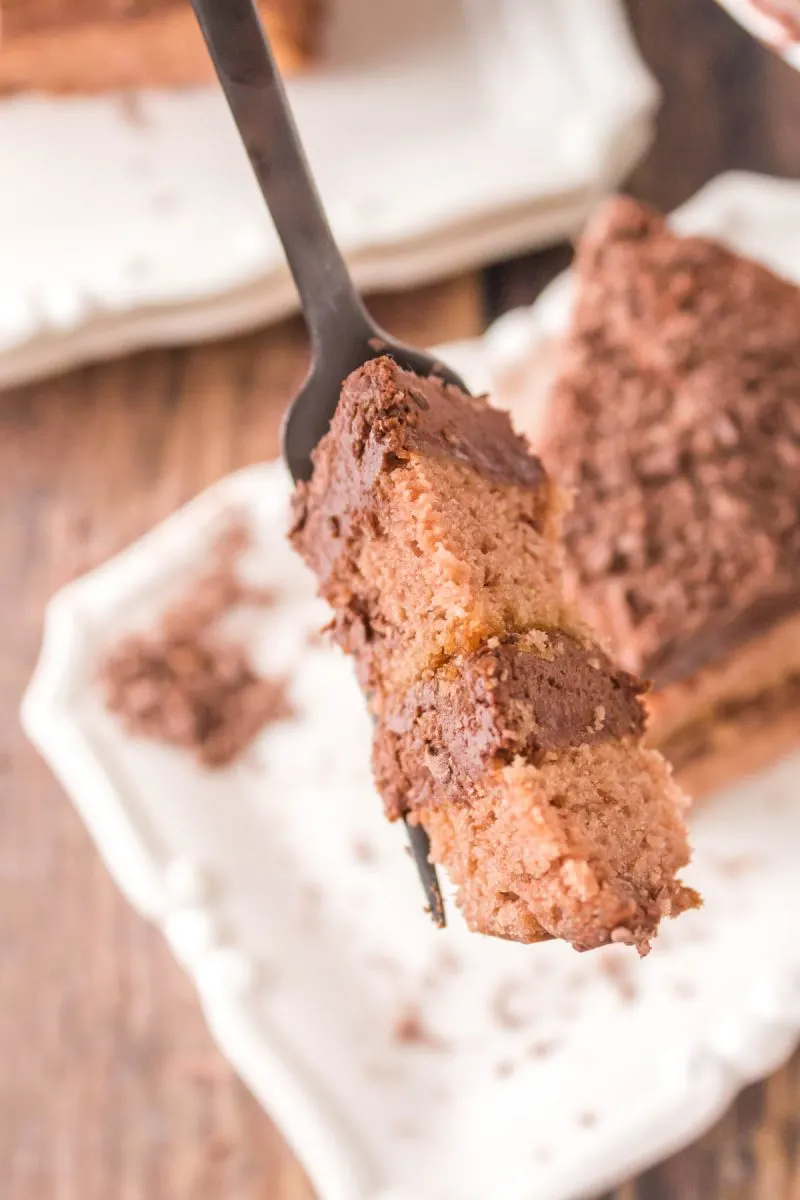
[0,0,656,388]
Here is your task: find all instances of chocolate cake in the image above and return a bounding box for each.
[291,356,698,953]
[538,196,800,796]
[0,0,324,93]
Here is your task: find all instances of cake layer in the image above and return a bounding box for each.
[647,610,800,749]
[0,0,323,92]
[374,629,648,819]
[291,357,575,700]
[652,610,800,797]
[419,743,696,952]
[541,195,800,688]
[292,357,697,952]
[373,631,695,952]
[668,676,800,799]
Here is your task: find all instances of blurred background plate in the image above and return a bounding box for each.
[714,0,800,70]
[0,0,656,389]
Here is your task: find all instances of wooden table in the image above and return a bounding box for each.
[3,3,800,1197]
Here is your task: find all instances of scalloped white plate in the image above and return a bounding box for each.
[0,0,656,391]
[23,172,800,1200]
[714,0,800,70]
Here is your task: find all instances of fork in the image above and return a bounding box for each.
[190,0,470,927]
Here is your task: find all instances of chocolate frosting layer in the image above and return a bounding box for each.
[291,355,546,566]
[374,631,647,819]
[541,196,800,684]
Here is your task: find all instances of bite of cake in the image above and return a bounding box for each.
[291,356,699,953]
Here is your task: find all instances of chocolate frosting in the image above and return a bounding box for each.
[363,367,547,491]
[292,355,546,560]
[541,197,800,685]
[374,631,647,819]
[290,356,551,688]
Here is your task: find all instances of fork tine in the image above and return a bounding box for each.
[404,818,446,928]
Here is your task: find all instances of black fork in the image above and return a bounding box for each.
[190,0,468,927]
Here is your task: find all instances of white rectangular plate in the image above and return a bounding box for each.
[23,172,800,1200]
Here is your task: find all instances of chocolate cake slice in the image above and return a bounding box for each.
[538,196,800,797]
[291,356,698,953]
[0,0,324,93]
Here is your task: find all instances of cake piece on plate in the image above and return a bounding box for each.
[291,356,698,953]
[0,0,324,93]
[539,196,800,797]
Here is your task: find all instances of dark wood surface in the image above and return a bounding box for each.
[2,2,800,1198]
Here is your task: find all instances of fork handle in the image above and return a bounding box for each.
[191,0,371,353]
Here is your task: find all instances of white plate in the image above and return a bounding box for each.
[438,171,800,434]
[0,0,657,389]
[714,0,800,70]
[22,172,800,1200]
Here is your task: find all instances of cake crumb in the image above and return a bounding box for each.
[99,521,289,768]
[394,1007,447,1051]
[208,1132,233,1161]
